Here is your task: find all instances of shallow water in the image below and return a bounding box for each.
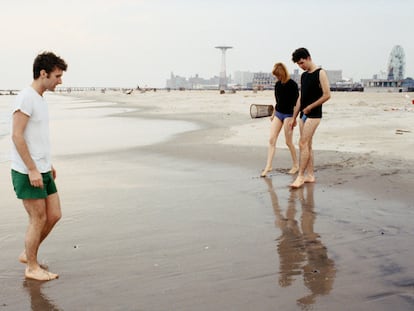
[0,96,12,137]
[1,91,413,310]
[0,93,199,162]
[1,152,413,310]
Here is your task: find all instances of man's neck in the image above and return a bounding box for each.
[307,62,318,73]
[31,80,45,96]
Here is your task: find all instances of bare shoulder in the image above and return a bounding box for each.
[319,69,330,83]
[319,68,328,77]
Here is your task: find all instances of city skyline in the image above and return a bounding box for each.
[0,0,412,89]
[166,68,345,90]
[167,43,409,89]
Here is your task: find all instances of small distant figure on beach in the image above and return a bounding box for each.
[261,62,299,177]
[11,51,67,281]
[289,48,331,188]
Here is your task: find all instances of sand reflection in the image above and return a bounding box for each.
[23,280,62,311]
[264,178,336,308]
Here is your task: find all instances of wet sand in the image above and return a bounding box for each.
[0,90,413,310]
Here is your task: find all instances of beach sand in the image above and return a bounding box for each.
[0,90,413,310]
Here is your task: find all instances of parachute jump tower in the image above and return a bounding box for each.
[215,46,233,91]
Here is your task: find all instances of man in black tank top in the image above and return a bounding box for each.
[289,48,331,188]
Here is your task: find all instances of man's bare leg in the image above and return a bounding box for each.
[284,117,299,174]
[21,195,60,281]
[261,117,283,177]
[304,138,316,183]
[19,193,61,265]
[290,118,320,188]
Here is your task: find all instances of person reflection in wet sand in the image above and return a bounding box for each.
[23,279,62,311]
[264,178,336,308]
[265,178,306,287]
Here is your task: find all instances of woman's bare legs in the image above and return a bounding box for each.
[261,116,283,177]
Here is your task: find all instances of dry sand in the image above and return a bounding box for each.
[0,90,413,310]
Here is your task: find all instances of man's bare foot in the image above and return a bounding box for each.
[290,176,305,188]
[288,166,299,174]
[19,251,49,270]
[25,267,58,281]
[304,175,316,183]
[260,167,272,177]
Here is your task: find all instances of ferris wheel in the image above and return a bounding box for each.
[387,45,405,80]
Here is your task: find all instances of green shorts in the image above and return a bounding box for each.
[11,170,58,199]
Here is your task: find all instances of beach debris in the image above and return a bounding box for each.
[250,104,274,118]
[395,129,411,135]
[385,107,414,112]
[73,245,79,249]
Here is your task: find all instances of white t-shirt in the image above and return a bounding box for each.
[11,87,51,174]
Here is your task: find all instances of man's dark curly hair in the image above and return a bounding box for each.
[33,52,67,79]
[292,48,311,63]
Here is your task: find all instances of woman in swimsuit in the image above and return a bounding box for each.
[261,62,299,177]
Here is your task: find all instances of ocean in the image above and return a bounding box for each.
[0,96,11,134]
[0,92,199,163]
[0,95,12,163]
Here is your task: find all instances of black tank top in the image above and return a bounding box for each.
[300,68,323,118]
[274,79,299,114]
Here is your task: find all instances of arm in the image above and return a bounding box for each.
[271,84,278,121]
[303,69,331,115]
[290,93,301,129]
[12,111,44,188]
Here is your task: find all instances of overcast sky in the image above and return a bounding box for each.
[1,0,412,88]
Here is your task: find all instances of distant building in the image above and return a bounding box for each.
[325,70,342,84]
[166,68,346,90]
[252,72,275,90]
[289,68,342,86]
[166,72,224,90]
[233,71,254,88]
[361,77,414,92]
[166,72,189,89]
[361,77,403,92]
[188,74,221,89]
[291,69,300,85]
[249,69,342,90]
[402,78,414,91]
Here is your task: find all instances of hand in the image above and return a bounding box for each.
[303,106,311,115]
[290,119,297,129]
[270,115,274,121]
[28,169,43,188]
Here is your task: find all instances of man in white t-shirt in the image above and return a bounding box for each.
[11,51,67,281]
